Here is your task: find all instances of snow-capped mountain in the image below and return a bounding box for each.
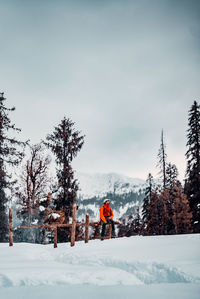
[76,172,145,198]
[75,172,146,221]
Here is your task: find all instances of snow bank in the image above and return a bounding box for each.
[1,284,200,299]
[0,234,199,298]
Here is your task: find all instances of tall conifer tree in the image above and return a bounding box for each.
[142,173,154,229]
[132,206,142,235]
[165,163,179,234]
[44,117,84,223]
[166,163,179,191]
[147,190,169,235]
[157,130,167,190]
[0,92,25,241]
[172,183,192,234]
[185,100,200,232]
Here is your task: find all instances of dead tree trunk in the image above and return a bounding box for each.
[9,208,13,246]
[54,226,57,248]
[70,205,77,247]
[108,223,112,239]
[85,214,89,243]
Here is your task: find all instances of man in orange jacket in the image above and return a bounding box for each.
[100,199,116,240]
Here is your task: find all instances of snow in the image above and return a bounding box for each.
[39,205,45,212]
[76,172,146,198]
[48,213,60,219]
[0,234,200,298]
[31,219,38,225]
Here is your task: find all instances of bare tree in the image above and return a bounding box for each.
[16,143,52,241]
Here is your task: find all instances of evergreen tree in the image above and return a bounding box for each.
[147,190,169,235]
[166,163,179,191]
[142,173,154,232]
[172,183,192,234]
[157,130,167,190]
[146,191,159,235]
[0,189,8,241]
[0,92,25,241]
[118,209,142,237]
[185,100,200,232]
[118,217,129,238]
[165,163,179,234]
[44,117,84,223]
[131,206,142,235]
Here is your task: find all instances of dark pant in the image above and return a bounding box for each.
[101,219,115,237]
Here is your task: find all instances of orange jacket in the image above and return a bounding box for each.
[100,204,114,223]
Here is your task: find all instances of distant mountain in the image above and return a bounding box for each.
[76,172,145,198]
[75,172,146,221]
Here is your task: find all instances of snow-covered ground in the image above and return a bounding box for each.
[0,234,200,299]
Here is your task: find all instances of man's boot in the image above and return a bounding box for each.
[111,231,116,238]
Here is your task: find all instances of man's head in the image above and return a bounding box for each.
[104,200,110,205]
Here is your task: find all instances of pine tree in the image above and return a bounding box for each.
[142,173,154,233]
[44,117,85,223]
[118,217,129,238]
[131,206,142,235]
[165,163,179,234]
[166,163,179,191]
[0,189,8,241]
[147,190,169,235]
[172,183,192,234]
[157,130,167,190]
[185,100,200,232]
[146,191,159,235]
[0,92,25,241]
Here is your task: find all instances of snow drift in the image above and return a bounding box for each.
[0,234,199,299]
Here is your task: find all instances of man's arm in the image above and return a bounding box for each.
[100,206,106,223]
[110,208,114,219]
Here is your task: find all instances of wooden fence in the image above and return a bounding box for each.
[9,206,121,248]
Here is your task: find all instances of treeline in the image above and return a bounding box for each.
[118,101,200,237]
[0,92,84,243]
[0,92,199,243]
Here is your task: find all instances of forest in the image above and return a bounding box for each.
[0,92,200,243]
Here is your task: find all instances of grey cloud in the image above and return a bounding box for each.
[0,0,200,180]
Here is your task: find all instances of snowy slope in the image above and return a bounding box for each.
[0,234,200,299]
[76,172,145,198]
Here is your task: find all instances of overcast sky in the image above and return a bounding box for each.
[0,0,200,180]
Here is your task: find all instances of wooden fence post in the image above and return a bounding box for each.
[108,223,112,239]
[70,205,77,247]
[54,226,57,248]
[9,208,13,246]
[85,214,89,243]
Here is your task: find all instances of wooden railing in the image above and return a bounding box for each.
[9,206,121,248]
